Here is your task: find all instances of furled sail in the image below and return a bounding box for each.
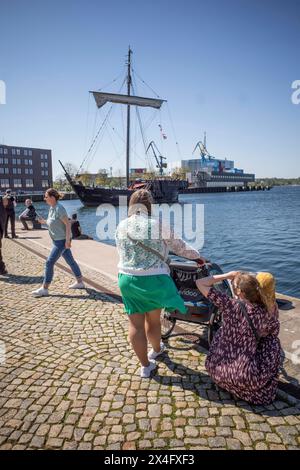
[91,91,165,109]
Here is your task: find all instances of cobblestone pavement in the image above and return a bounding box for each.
[0,239,300,450]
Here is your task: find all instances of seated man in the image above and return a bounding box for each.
[19,199,37,230]
[71,214,93,240]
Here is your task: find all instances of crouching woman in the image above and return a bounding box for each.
[196,272,281,405]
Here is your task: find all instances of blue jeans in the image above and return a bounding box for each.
[44,239,82,285]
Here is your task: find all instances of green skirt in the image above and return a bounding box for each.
[118,273,187,315]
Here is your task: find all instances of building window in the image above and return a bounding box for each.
[44,162,48,168]
[28,150,32,156]
[24,159,28,165]
[16,149,20,155]
[25,168,29,175]
[3,149,7,155]
[29,169,33,175]
[24,150,28,156]
[0,168,4,174]
[13,179,22,188]
[12,148,16,155]
[4,158,8,164]
[42,180,49,188]
[13,168,17,174]
[4,168,9,174]
[0,148,2,154]
[28,159,32,165]
[17,168,22,174]
[41,162,44,168]
[44,154,48,160]
[12,158,16,164]
[17,159,21,165]
[0,158,3,164]
[0,179,10,188]
[25,179,33,187]
[44,170,48,176]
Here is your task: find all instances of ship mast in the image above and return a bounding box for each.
[126,47,132,187]
[89,48,165,187]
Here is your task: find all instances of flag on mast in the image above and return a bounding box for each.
[158,124,167,140]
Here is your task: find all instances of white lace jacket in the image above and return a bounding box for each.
[115,213,200,276]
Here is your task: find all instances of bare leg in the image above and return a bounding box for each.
[128,313,149,367]
[145,309,162,353]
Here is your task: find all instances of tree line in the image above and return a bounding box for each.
[255,177,300,186]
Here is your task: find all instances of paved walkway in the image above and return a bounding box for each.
[11,224,300,393]
[0,239,300,450]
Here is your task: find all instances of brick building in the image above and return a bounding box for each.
[0,145,53,192]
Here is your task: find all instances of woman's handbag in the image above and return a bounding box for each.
[127,234,171,265]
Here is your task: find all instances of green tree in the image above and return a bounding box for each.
[64,162,78,177]
[53,176,72,191]
[78,172,92,186]
[95,171,108,187]
[170,167,189,180]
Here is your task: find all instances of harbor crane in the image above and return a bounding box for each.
[146,141,167,176]
[192,132,215,161]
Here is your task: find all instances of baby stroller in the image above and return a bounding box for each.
[161,260,233,344]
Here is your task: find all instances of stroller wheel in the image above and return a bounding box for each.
[161,309,176,339]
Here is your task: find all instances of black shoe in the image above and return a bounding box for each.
[0,269,8,275]
[12,235,19,239]
[4,235,9,238]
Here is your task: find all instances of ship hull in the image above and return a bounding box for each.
[71,179,184,207]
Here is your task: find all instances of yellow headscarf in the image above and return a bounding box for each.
[256,272,276,314]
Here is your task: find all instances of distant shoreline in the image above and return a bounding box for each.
[256,180,300,186]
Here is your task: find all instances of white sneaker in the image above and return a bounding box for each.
[140,360,157,378]
[69,281,85,289]
[32,287,49,297]
[148,342,166,360]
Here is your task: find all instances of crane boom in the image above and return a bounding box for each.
[146,141,167,176]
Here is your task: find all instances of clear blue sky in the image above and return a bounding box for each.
[0,0,299,178]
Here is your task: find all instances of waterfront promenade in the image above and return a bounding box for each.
[0,228,300,450]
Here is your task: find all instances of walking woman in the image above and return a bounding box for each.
[32,188,85,297]
[196,271,281,405]
[115,189,205,378]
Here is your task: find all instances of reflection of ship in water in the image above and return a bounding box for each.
[175,133,269,193]
[60,48,185,207]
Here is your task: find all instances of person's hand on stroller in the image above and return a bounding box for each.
[195,256,207,266]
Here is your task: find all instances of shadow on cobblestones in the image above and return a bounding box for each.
[85,288,122,304]
[153,350,300,420]
[49,293,94,300]
[0,275,44,285]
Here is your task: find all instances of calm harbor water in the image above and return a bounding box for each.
[17,186,300,298]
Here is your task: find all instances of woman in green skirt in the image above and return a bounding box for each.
[115,189,205,378]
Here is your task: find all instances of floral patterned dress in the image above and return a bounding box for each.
[206,287,281,405]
